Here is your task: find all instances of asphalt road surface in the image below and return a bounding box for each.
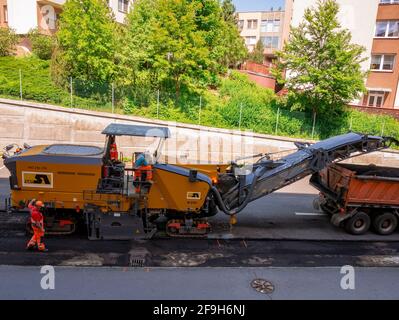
[1,266,399,300]
[2,175,399,241]
[2,175,399,269]
[1,163,399,299]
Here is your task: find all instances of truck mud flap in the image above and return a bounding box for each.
[85,207,154,240]
[331,210,357,227]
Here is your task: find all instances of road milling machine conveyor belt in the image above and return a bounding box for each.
[2,123,398,240]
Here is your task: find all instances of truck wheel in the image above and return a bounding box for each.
[345,212,370,235]
[373,213,398,236]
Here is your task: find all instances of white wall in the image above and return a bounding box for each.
[8,0,37,34]
[109,0,134,24]
[395,81,399,109]
[290,0,379,72]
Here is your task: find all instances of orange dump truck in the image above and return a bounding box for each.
[311,163,399,236]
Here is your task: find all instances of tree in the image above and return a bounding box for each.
[0,28,18,57]
[221,0,237,24]
[54,0,117,83]
[123,0,247,97]
[249,40,265,64]
[272,0,367,115]
[216,0,247,68]
[124,0,209,98]
[28,28,55,60]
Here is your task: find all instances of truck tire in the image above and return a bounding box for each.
[345,212,370,235]
[373,213,398,236]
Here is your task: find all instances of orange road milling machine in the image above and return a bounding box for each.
[2,123,398,239]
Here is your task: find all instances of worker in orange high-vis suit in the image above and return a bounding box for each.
[109,137,119,161]
[133,151,153,193]
[26,199,47,252]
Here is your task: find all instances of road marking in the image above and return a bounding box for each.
[295,212,328,216]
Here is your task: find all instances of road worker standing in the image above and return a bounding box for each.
[26,199,47,252]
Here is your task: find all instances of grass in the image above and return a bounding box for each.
[0,56,114,111]
[1,56,399,145]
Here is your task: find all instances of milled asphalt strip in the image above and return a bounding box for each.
[1,266,399,300]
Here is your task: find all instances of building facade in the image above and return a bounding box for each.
[0,0,7,28]
[287,0,399,109]
[0,0,133,35]
[237,8,287,64]
[363,0,399,109]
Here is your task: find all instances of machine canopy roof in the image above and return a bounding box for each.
[102,123,171,138]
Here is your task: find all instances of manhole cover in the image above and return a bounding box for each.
[251,279,274,294]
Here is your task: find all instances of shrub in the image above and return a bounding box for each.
[28,29,55,60]
[0,28,18,57]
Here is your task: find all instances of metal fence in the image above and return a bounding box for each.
[2,68,397,141]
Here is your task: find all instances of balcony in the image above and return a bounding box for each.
[37,0,66,7]
[37,0,64,35]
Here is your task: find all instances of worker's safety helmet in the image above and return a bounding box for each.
[35,200,44,208]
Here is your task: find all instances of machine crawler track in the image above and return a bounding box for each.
[166,219,211,238]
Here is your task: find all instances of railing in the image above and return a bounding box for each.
[349,104,399,120]
[241,61,273,76]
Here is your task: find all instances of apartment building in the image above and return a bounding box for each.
[364,0,399,109]
[0,0,8,28]
[287,0,399,109]
[237,8,287,63]
[0,0,133,35]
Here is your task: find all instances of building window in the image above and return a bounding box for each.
[375,21,399,37]
[273,19,280,32]
[245,36,257,46]
[261,36,279,49]
[380,0,399,4]
[370,54,395,71]
[260,20,267,32]
[367,91,385,108]
[247,19,258,30]
[238,20,244,31]
[260,19,280,33]
[3,5,7,23]
[118,0,129,13]
[261,20,272,32]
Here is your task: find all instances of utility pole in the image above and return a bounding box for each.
[111,83,115,113]
[157,89,160,119]
[275,107,280,135]
[239,103,243,130]
[311,112,317,139]
[19,69,22,100]
[70,77,73,108]
[198,96,202,125]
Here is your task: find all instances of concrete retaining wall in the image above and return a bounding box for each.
[1,98,398,167]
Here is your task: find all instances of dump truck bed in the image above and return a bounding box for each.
[311,163,399,208]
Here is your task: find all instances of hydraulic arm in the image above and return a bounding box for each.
[212,132,399,216]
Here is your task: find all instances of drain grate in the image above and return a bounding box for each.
[251,279,274,294]
[130,258,145,267]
